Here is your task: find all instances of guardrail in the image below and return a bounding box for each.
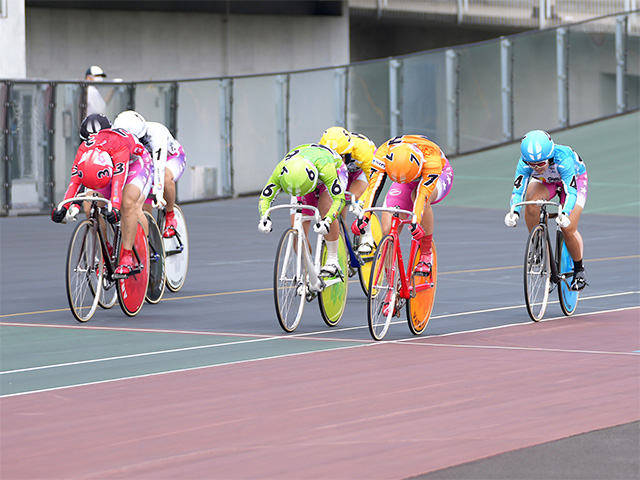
[1,11,638,215]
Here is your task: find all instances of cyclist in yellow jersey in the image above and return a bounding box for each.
[352,135,454,277]
[319,126,377,254]
[258,143,346,276]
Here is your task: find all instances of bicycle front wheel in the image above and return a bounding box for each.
[318,232,348,327]
[407,240,438,335]
[557,231,579,316]
[367,235,396,341]
[524,224,551,321]
[356,212,382,295]
[162,205,189,292]
[66,219,102,322]
[117,221,149,317]
[274,228,306,333]
[145,211,166,304]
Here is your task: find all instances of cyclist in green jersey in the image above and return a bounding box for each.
[258,144,346,276]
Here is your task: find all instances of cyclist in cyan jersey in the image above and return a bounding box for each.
[113,111,187,238]
[505,130,588,290]
[51,127,153,276]
[258,144,346,276]
[318,126,377,254]
[352,134,454,277]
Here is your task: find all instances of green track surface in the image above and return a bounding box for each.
[446,112,640,216]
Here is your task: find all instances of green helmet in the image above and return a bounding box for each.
[278,153,319,196]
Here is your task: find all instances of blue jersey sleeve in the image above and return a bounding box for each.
[509,159,533,214]
[554,146,582,214]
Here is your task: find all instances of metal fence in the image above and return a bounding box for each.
[1,11,638,215]
[350,0,640,28]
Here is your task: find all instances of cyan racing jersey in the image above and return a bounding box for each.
[509,144,587,215]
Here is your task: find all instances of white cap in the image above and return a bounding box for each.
[86,65,106,77]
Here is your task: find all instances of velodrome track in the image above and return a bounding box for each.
[1,114,638,479]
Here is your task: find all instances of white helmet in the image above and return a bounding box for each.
[113,110,147,138]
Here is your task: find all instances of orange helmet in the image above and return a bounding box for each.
[384,143,424,183]
[78,149,113,190]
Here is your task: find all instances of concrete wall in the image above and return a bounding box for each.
[25,7,349,81]
[0,0,26,78]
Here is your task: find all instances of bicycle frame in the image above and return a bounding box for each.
[362,206,430,299]
[263,203,343,295]
[58,193,121,280]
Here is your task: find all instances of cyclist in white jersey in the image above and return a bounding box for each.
[113,111,187,238]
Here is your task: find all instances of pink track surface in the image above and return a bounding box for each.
[2,308,638,479]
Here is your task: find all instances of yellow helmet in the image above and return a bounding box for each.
[384,143,424,184]
[319,127,354,155]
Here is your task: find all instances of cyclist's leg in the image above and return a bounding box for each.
[381,181,415,235]
[524,180,552,231]
[561,173,588,277]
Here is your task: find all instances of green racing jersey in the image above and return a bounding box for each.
[258,143,345,222]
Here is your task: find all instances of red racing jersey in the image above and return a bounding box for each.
[62,128,148,210]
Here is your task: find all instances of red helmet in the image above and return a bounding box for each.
[78,149,113,189]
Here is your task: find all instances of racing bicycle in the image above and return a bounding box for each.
[263,202,349,333]
[364,206,438,341]
[59,192,149,321]
[342,192,382,296]
[510,200,580,321]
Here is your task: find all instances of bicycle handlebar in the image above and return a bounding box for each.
[57,192,113,212]
[361,206,418,224]
[510,200,562,216]
[263,203,322,223]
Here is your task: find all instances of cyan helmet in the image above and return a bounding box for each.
[520,130,555,163]
[278,154,319,197]
[319,127,354,155]
[113,110,148,138]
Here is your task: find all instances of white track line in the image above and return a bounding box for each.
[1,304,637,398]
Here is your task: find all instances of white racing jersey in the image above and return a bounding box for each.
[141,122,181,202]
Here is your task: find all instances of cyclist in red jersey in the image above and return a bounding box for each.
[51,127,153,276]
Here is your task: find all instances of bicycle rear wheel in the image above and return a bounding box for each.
[407,240,438,335]
[274,228,306,332]
[557,231,579,316]
[98,220,118,309]
[318,232,348,327]
[66,219,102,322]
[145,211,166,304]
[117,221,149,317]
[524,224,551,321]
[356,212,382,295]
[162,205,189,292]
[367,235,396,341]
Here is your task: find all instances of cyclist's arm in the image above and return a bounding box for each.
[148,131,168,200]
[557,159,579,215]
[61,150,86,201]
[258,170,282,218]
[413,160,442,222]
[359,155,387,217]
[318,163,345,223]
[509,160,532,214]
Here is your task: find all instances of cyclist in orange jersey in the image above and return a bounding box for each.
[352,135,454,277]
